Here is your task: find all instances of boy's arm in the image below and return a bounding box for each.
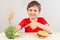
[37,22,52,34]
[8,9,14,25]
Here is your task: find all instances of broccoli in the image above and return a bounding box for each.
[5,26,19,39]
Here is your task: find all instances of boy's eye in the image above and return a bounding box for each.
[29,9,32,11]
[28,9,37,12]
[34,10,37,12]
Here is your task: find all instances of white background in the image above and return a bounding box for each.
[0,0,60,33]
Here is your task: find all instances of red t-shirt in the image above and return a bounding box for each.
[18,17,48,32]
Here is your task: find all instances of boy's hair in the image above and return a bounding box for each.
[27,1,41,12]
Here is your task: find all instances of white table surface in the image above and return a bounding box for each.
[0,32,60,40]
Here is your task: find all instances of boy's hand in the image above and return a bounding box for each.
[29,18,38,29]
[8,9,14,25]
[30,20,38,29]
[8,9,14,20]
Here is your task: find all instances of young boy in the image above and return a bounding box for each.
[8,1,52,34]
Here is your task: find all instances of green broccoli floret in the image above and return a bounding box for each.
[5,26,19,39]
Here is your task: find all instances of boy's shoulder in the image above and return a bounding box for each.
[38,17,44,19]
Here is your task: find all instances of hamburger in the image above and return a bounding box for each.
[37,31,49,38]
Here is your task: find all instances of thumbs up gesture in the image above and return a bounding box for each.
[8,9,14,25]
[8,9,14,20]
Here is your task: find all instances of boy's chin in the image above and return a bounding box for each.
[30,16,36,19]
[31,17,36,19]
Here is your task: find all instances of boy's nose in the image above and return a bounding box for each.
[31,10,35,14]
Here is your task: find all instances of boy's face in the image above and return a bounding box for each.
[27,5,40,19]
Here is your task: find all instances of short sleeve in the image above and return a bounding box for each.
[38,17,48,25]
[18,18,26,29]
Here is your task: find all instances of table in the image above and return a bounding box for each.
[0,32,60,40]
